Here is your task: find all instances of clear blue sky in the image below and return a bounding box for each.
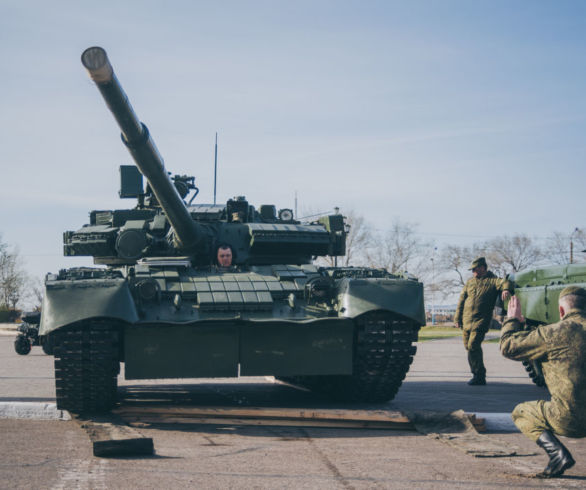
[1,0,585,282]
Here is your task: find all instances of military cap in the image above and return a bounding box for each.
[559,286,586,299]
[468,257,487,270]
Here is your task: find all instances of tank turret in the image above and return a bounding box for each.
[65,47,346,267]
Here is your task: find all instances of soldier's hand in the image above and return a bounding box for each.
[506,295,525,323]
[455,323,462,329]
[501,290,511,301]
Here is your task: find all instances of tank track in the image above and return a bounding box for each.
[53,322,120,413]
[522,321,546,388]
[522,360,546,388]
[286,311,419,403]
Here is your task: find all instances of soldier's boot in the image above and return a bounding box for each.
[467,375,486,386]
[536,430,575,478]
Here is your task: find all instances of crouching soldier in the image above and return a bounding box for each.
[501,287,586,478]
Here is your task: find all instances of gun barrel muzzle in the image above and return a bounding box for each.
[81,47,114,84]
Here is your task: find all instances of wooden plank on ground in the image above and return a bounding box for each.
[122,415,411,429]
[72,413,154,457]
[115,406,411,423]
[114,406,485,433]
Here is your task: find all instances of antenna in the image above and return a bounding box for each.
[294,190,298,218]
[213,132,218,205]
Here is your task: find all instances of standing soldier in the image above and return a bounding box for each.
[501,287,586,478]
[454,257,513,385]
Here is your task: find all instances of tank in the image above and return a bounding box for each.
[39,47,426,414]
[509,262,586,386]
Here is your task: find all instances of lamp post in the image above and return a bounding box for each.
[431,247,437,325]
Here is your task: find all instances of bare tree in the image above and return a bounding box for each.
[27,276,44,310]
[543,228,586,264]
[308,210,374,267]
[367,219,424,275]
[339,211,373,266]
[543,231,572,265]
[435,244,487,301]
[440,245,473,287]
[0,235,28,309]
[484,234,542,275]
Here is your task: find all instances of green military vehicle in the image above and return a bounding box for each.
[510,262,586,386]
[39,47,425,413]
[14,311,52,355]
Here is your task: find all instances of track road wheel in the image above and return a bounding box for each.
[522,321,547,389]
[41,336,54,356]
[14,334,32,355]
[523,360,547,388]
[53,322,120,414]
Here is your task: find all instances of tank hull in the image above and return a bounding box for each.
[41,264,424,412]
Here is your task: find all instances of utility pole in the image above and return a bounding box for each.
[570,227,579,264]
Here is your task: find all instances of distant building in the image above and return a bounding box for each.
[425,304,456,324]
[425,304,503,328]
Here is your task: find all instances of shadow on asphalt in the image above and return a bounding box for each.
[391,380,549,413]
[119,378,548,414]
[120,382,363,409]
[133,422,417,439]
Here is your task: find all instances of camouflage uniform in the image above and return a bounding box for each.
[501,309,586,441]
[454,271,512,378]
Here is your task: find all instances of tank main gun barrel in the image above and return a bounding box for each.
[81,46,202,253]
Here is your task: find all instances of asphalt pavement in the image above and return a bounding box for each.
[1,324,585,488]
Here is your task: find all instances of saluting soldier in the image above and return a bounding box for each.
[454,257,513,385]
[501,287,586,478]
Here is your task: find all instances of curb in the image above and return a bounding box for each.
[0,402,71,421]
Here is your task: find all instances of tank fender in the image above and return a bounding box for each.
[39,278,138,335]
[336,277,425,325]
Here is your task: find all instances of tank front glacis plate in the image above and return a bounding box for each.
[130,264,332,323]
